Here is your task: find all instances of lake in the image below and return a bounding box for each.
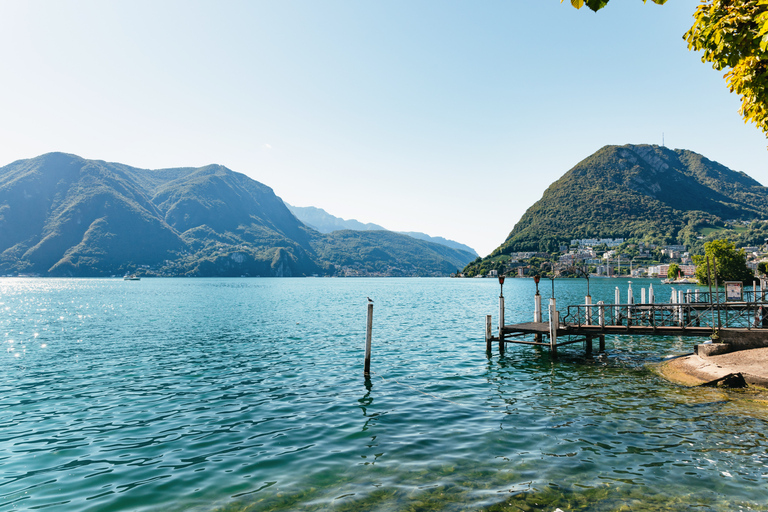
[1,277,766,511]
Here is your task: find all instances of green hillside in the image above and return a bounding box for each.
[0,153,475,277]
[467,144,768,273]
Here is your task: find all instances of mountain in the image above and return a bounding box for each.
[480,144,768,259]
[396,232,478,257]
[284,204,387,232]
[309,230,472,276]
[285,203,479,256]
[0,153,475,277]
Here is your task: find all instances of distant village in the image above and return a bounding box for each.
[457,237,768,279]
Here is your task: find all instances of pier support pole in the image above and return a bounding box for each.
[498,276,506,355]
[598,300,605,327]
[534,291,542,344]
[599,335,605,352]
[586,335,593,356]
[485,315,493,353]
[499,295,505,343]
[364,302,373,377]
[585,295,592,325]
[549,298,558,359]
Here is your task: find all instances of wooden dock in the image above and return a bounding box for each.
[485,277,768,357]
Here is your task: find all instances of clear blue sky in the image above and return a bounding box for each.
[1,1,765,257]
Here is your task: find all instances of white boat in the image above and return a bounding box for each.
[123,274,140,281]
[661,277,696,284]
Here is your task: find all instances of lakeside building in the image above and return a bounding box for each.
[647,264,696,278]
[570,238,625,248]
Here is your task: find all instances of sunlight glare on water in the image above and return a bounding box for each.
[0,277,767,512]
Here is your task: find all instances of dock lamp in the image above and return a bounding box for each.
[498,275,505,297]
[534,274,540,295]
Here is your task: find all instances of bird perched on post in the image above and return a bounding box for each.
[367,297,373,303]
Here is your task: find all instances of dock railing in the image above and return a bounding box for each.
[562,300,768,330]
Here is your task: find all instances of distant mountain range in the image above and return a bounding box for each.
[0,153,476,277]
[468,144,768,271]
[285,203,478,256]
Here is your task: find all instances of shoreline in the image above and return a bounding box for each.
[654,347,768,389]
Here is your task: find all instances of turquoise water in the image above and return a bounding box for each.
[1,277,767,512]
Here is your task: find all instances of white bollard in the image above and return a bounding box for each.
[549,298,558,357]
[598,300,605,327]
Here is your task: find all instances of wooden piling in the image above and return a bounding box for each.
[364,302,373,376]
[585,335,593,355]
[534,293,542,344]
[498,295,505,343]
[485,315,493,352]
[599,335,605,352]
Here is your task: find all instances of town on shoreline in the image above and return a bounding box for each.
[458,237,768,280]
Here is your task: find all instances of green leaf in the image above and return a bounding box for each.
[563,0,585,9]
[585,0,609,11]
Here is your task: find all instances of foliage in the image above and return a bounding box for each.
[484,144,766,255]
[465,145,768,276]
[667,262,681,279]
[759,261,768,275]
[693,239,753,285]
[309,229,475,276]
[0,153,469,277]
[684,0,768,137]
[562,0,666,12]
[566,0,768,139]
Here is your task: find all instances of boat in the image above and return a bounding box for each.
[123,274,141,281]
[661,270,696,284]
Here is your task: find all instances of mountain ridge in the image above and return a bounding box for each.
[478,144,768,263]
[285,202,478,256]
[0,153,475,277]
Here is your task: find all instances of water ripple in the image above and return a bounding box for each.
[0,278,767,511]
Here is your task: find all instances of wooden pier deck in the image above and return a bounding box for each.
[485,277,768,357]
[502,322,714,338]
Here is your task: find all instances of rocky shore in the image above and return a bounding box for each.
[657,346,768,388]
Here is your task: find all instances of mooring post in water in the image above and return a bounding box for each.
[364,301,373,377]
[485,315,493,352]
[585,334,593,355]
[498,275,505,345]
[534,275,542,344]
[585,294,592,325]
